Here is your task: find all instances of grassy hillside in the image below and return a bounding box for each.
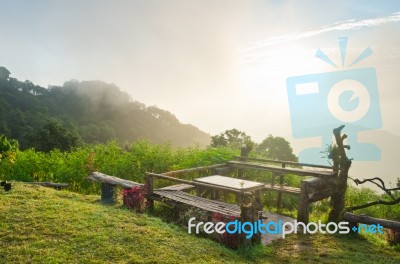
[1,183,399,264]
[0,70,211,149]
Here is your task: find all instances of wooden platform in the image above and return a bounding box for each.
[151,189,241,217]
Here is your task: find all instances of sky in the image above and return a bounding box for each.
[1,1,399,167]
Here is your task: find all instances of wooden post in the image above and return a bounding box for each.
[101,183,116,204]
[222,190,228,202]
[237,193,242,205]
[238,147,250,178]
[271,172,276,186]
[329,125,352,223]
[196,187,202,197]
[297,180,310,223]
[145,174,154,211]
[213,190,221,200]
[277,170,285,209]
[254,190,263,210]
[240,193,254,246]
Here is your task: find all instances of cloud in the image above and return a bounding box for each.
[240,12,400,54]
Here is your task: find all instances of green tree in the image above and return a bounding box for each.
[28,120,80,152]
[0,134,18,163]
[255,135,297,161]
[0,66,10,81]
[210,129,254,150]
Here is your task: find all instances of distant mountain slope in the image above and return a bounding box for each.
[0,67,210,148]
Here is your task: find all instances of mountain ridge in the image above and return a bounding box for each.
[0,67,211,149]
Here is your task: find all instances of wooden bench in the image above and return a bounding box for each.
[150,189,241,217]
[87,171,143,204]
[146,172,260,221]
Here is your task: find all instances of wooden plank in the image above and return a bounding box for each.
[158,184,194,191]
[215,166,234,175]
[308,188,333,203]
[152,195,240,217]
[155,190,240,210]
[227,161,336,177]
[87,172,143,189]
[264,184,300,195]
[302,176,334,190]
[162,164,227,176]
[344,212,400,231]
[152,190,241,216]
[233,156,333,170]
[194,175,264,191]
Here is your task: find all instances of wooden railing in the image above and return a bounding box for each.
[233,156,333,170]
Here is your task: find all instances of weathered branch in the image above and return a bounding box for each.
[24,182,69,188]
[352,177,398,200]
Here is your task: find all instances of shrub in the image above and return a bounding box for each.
[122,186,147,213]
[213,212,241,249]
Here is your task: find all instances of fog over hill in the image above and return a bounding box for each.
[0,67,211,149]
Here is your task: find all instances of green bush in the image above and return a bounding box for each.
[0,140,236,194]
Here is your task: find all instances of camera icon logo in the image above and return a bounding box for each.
[286,37,382,164]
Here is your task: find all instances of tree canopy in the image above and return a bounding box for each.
[255,135,298,162]
[210,129,255,150]
[210,129,297,162]
[0,67,211,151]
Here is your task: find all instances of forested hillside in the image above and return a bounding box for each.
[0,67,210,150]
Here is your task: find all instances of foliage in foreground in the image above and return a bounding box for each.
[0,140,237,193]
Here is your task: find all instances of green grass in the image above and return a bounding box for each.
[1,183,399,264]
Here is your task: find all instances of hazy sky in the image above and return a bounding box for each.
[1,0,399,147]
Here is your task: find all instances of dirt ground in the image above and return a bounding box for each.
[260,212,296,245]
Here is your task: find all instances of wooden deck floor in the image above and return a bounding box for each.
[151,189,241,217]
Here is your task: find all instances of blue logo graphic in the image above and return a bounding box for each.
[286,37,382,164]
[352,223,383,235]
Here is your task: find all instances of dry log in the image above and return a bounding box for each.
[24,182,69,189]
[344,212,400,231]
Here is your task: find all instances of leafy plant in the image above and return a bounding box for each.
[122,186,147,213]
[213,212,241,249]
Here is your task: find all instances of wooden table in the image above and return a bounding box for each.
[193,175,264,209]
